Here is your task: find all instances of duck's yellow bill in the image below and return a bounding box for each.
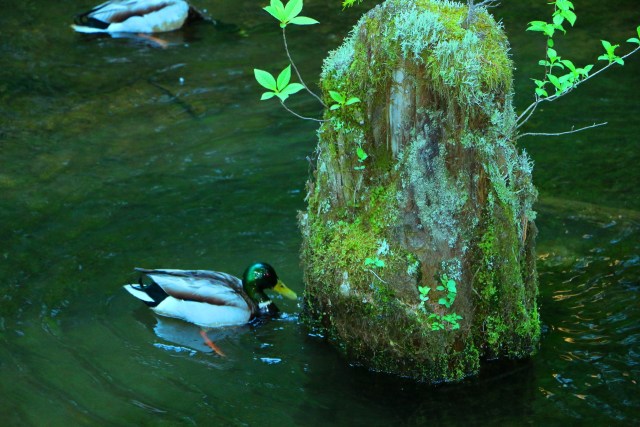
[273,280,297,300]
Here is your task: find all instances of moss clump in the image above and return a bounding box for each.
[300,0,539,383]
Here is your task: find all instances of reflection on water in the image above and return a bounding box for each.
[1,0,639,425]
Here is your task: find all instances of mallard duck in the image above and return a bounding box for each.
[71,0,205,34]
[124,262,297,328]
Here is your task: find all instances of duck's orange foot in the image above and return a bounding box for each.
[200,329,226,357]
[137,33,169,49]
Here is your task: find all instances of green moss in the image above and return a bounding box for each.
[301,0,539,383]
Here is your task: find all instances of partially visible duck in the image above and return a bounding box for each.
[71,0,205,34]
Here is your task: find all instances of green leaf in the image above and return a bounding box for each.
[436,285,445,291]
[560,59,576,72]
[289,16,319,25]
[535,88,548,97]
[438,297,448,306]
[254,69,277,91]
[364,257,384,268]
[271,0,286,19]
[447,280,456,292]
[627,37,640,45]
[330,104,341,110]
[532,79,545,88]
[601,40,613,52]
[283,0,303,21]
[329,90,345,104]
[276,65,291,91]
[547,74,561,89]
[263,5,283,22]
[561,9,577,26]
[557,0,574,11]
[279,83,304,96]
[356,147,368,161]
[552,13,564,27]
[526,21,548,32]
[547,38,554,48]
[615,57,625,65]
[345,97,361,106]
[260,92,276,101]
[418,286,430,295]
[551,22,564,36]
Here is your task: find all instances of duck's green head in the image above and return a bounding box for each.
[242,262,297,302]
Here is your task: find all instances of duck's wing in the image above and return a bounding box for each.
[135,268,247,309]
[76,0,170,24]
[73,0,190,34]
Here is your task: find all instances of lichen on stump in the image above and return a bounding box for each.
[299,0,540,382]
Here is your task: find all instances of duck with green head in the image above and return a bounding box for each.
[124,262,297,354]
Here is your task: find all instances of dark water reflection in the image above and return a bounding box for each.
[1,0,639,425]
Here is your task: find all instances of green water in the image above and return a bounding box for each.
[1,0,638,425]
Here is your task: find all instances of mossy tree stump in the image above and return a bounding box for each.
[299,0,540,382]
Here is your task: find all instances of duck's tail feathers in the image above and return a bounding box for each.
[71,24,109,33]
[124,282,168,307]
[73,7,111,31]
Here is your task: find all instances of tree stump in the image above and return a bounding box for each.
[299,0,540,382]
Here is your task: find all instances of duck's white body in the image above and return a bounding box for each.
[72,0,192,34]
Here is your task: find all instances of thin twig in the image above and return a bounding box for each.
[366,269,388,284]
[279,101,326,122]
[282,28,326,108]
[517,121,607,139]
[517,44,640,128]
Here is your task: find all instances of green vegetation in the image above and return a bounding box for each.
[262,0,319,27]
[419,275,463,331]
[436,274,456,309]
[254,0,361,122]
[328,91,361,111]
[364,257,385,268]
[517,1,640,135]
[254,65,304,101]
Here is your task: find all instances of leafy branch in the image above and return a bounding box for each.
[517,0,640,137]
[253,0,325,121]
[254,0,361,122]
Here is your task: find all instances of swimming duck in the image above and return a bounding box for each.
[124,262,297,328]
[71,0,205,34]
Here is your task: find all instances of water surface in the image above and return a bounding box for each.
[1,0,639,425]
